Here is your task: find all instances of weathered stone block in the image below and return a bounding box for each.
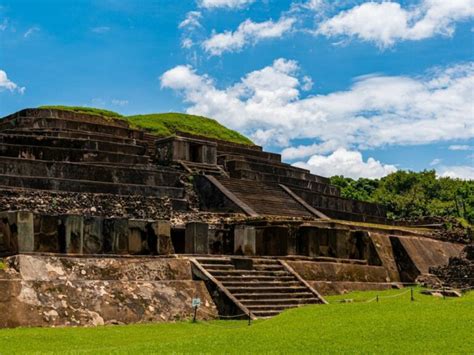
[64,215,83,254]
[103,218,129,254]
[83,217,104,254]
[154,220,173,255]
[234,225,256,255]
[185,222,209,254]
[16,211,34,253]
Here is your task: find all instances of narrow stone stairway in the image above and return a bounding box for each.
[194,257,326,318]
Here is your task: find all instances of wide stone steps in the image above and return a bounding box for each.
[0,174,184,198]
[216,178,313,217]
[0,143,149,165]
[0,157,180,187]
[1,128,148,146]
[0,114,142,140]
[0,133,146,155]
[194,257,325,319]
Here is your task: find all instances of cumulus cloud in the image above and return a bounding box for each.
[0,70,25,94]
[318,0,474,47]
[179,11,202,29]
[161,59,474,157]
[448,144,472,151]
[91,26,110,34]
[24,26,39,38]
[111,99,128,106]
[438,165,474,179]
[293,148,397,179]
[203,17,296,55]
[198,0,255,9]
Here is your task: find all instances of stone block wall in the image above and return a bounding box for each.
[0,255,217,328]
[0,211,172,256]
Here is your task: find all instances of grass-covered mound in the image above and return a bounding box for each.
[39,106,123,118]
[126,113,253,145]
[38,106,254,145]
[1,288,471,354]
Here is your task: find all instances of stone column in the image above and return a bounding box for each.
[154,220,173,255]
[17,211,34,253]
[234,225,256,256]
[65,215,84,254]
[185,222,209,254]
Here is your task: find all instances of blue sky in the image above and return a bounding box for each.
[0,0,473,179]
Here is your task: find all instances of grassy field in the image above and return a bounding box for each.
[0,288,472,354]
[38,106,254,145]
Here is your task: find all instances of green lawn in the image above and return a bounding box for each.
[0,288,472,354]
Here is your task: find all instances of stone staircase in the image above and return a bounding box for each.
[215,177,313,217]
[194,257,326,318]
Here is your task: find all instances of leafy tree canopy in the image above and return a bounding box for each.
[330,170,474,224]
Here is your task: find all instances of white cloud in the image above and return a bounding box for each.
[293,148,397,179]
[23,26,39,38]
[438,165,474,179]
[161,59,474,157]
[0,19,7,31]
[181,38,194,48]
[448,144,472,151]
[198,0,255,9]
[318,0,474,47]
[111,99,128,106]
[91,26,110,34]
[203,17,296,55]
[179,11,202,29]
[0,70,25,94]
[430,158,442,166]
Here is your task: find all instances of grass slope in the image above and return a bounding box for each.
[38,106,254,145]
[39,106,123,118]
[126,113,253,145]
[0,288,472,354]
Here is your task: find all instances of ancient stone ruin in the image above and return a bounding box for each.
[0,108,466,327]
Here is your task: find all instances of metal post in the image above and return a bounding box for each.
[193,306,197,323]
[248,311,251,326]
[410,287,414,302]
[376,295,379,303]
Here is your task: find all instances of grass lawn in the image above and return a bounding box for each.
[0,288,472,354]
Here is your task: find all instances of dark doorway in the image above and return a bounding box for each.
[189,143,201,163]
[171,228,185,253]
[58,220,67,253]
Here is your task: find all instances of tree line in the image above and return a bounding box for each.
[330,170,474,225]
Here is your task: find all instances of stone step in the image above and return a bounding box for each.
[240,298,319,306]
[209,270,291,277]
[250,310,282,318]
[233,292,314,299]
[222,281,302,288]
[246,304,297,311]
[0,157,180,187]
[1,128,148,146]
[0,143,149,165]
[218,275,296,282]
[226,285,307,293]
[195,258,232,265]
[253,264,286,271]
[0,113,143,140]
[0,133,146,156]
[200,264,236,270]
[0,174,184,198]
